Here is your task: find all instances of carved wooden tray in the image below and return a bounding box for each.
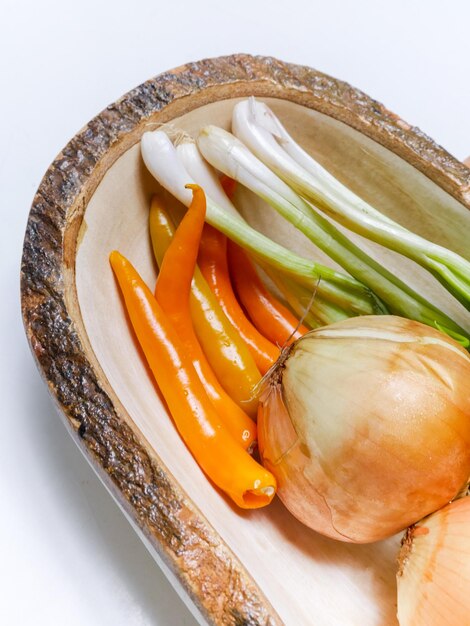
[21,54,470,626]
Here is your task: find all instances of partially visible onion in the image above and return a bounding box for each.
[397,495,470,626]
[258,315,470,543]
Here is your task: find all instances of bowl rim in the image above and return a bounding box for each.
[20,53,470,626]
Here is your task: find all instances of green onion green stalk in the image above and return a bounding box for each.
[232,98,470,313]
[197,123,468,346]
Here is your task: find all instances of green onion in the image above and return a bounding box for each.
[176,140,243,222]
[197,124,468,345]
[140,130,380,319]
[232,98,470,312]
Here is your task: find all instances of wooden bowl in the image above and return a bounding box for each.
[21,54,470,626]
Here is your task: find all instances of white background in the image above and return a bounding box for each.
[1,1,469,624]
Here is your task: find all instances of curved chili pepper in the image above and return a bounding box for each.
[149,196,260,419]
[109,251,276,509]
[228,241,309,345]
[152,187,256,449]
[198,225,280,375]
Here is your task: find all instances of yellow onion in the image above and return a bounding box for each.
[397,494,470,626]
[258,315,470,543]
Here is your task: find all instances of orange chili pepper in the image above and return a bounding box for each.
[198,225,280,375]
[153,186,256,449]
[109,251,276,509]
[149,197,260,418]
[228,241,309,345]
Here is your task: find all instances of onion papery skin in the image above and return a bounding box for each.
[397,496,470,626]
[258,316,470,543]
